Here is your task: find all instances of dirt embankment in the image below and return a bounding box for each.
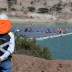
[13,54,72,72]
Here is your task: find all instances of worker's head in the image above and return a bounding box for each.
[0,13,12,34]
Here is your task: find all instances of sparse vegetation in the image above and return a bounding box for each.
[27,6,35,12]
[15,35,52,60]
[7,0,17,10]
[50,2,63,13]
[37,8,49,13]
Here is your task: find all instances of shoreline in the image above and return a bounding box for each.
[30,32,72,40]
[10,17,72,24]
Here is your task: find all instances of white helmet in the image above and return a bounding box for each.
[0,13,8,19]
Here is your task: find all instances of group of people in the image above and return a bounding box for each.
[14,26,66,38]
[45,28,65,34]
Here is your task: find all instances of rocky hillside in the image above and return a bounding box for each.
[13,54,72,72]
[6,0,72,22]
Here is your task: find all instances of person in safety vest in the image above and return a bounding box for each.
[0,13,15,72]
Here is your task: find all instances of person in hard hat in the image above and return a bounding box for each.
[0,13,15,72]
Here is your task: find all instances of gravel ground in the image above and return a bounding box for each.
[13,54,72,72]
